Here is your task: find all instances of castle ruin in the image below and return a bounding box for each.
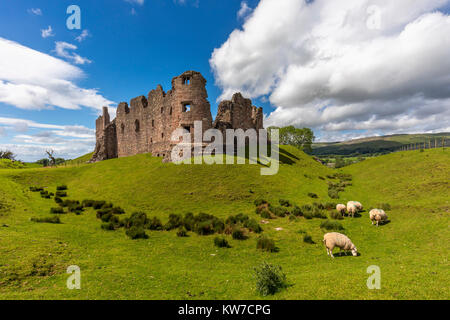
[91,71,263,162]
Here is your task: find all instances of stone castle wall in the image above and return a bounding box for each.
[91,71,263,162]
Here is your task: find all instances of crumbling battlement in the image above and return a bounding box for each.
[91,71,263,162]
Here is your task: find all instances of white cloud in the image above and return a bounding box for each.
[75,30,90,42]
[173,0,199,7]
[210,0,450,141]
[54,41,92,65]
[0,37,113,111]
[237,2,252,19]
[41,26,54,38]
[0,117,96,161]
[125,0,145,5]
[28,8,42,16]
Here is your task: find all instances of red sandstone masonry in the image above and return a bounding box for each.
[91,71,263,162]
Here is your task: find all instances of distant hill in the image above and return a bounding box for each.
[311,132,450,156]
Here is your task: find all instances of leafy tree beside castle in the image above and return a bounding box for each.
[268,126,315,152]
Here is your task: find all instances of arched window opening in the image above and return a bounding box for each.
[135,120,140,132]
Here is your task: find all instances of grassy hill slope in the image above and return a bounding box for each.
[0,147,448,299]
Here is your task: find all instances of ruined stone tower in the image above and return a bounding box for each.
[91,71,263,162]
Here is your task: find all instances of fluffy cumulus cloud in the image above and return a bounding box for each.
[210,0,450,141]
[0,37,113,111]
[237,2,252,19]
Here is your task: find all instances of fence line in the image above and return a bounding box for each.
[397,138,448,152]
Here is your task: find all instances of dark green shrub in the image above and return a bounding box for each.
[254,199,267,207]
[291,206,303,217]
[31,216,60,224]
[146,216,163,230]
[101,213,119,223]
[176,227,188,237]
[101,222,116,231]
[182,212,195,230]
[164,213,183,230]
[92,200,106,209]
[102,202,113,209]
[68,204,83,213]
[256,236,277,252]
[303,234,315,244]
[243,219,263,233]
[55,191,67,197]
[303,211,313,219]
[125,212,148,229]
[312,210,328,219]
[278,199,291,207]
[29,186,44,192]
[214,237,230,248]
[320,220,345,231]
[330,210,343,220]
[254,262,287,296]
[260,209,272,219]
[271,206,288,217]
[60,199,79,208]
[308,193,318,199]
[111,207,125,215]
[56,185,67,191]
[232,228,247,240]
[196,221,214,235]
[125,226,148,239]
[226,213,249,225]
[50,207,65,214]
[96,208,113,219]
[82,199,95,207]
[328,189,339,199]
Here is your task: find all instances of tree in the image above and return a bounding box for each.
[0,150,16,160]
[46,150,56,167]
[268,126,315,152]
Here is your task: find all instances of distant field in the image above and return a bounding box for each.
[312,132,450,156]
[0,146,448,299]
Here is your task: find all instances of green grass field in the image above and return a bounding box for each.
[0,146,448,299]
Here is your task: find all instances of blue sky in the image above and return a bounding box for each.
[1,0,449,161]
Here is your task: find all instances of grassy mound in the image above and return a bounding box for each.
[0,147,448,299]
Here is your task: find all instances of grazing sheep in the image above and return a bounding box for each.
[369,209,388,226]
[336,204,346,215]
[353,201,363,211]
[347,203,357,218]
[323,232,358,258]
[347,201,363,212]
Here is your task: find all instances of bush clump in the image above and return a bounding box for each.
[254,262,287,296]
[101,222,116,231]
[54,196,62,204]
[232,228,247,240]
[55,191,67,198]
[214,237,230,248]
[253,199,268,207]
[271,206,289,218]
[176,227,188,237]
[320,220,345,231]
[146,216,163,230]
[50,207,65,214]
[308,193,318,199]
[291,206,303,217]
[31,216,61,224]
[303,234,315,244]
[56,185,68,191]
[29,186,44,192]
[125,226,148,239]
[328,189,340,199]
[329,210,344,220]
[92,200,106,210]
[164,213,183,231]
[243,218,263,233]
[278,199,291,207]
[256,236,277,252]
[82,199,95,207]
[124,212,148,229]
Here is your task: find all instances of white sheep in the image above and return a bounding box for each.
[347,201,363,212]
[347,203,357,218]
[336,204,346,215]
[323,232,358,258]
[369,209,388,226]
